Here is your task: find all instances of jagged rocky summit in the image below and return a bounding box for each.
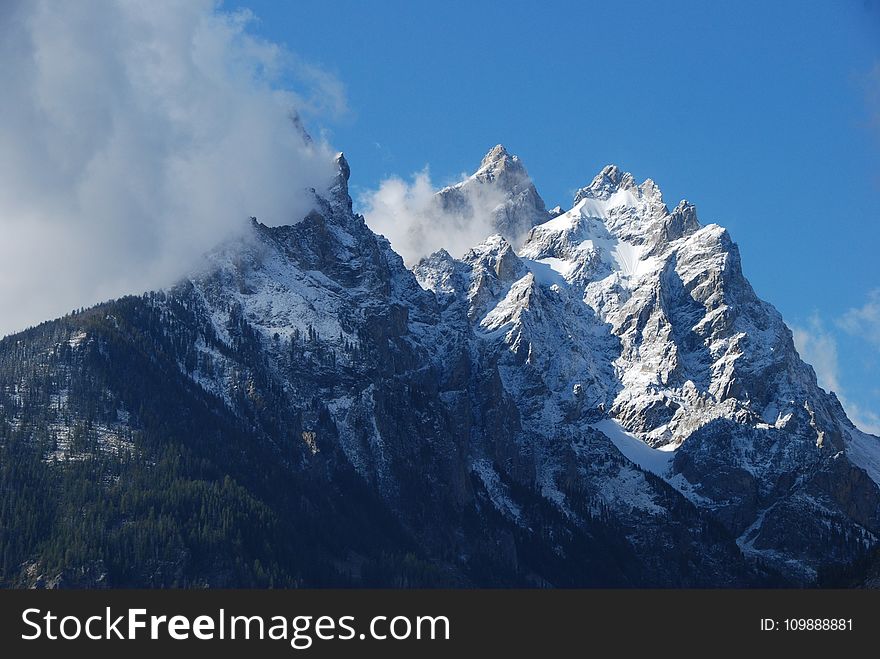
[434,144,550,247]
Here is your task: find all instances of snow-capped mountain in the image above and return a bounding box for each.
[416,152,880,581]
[1,145,877,587]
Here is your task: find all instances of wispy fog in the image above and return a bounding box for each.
[0,0,343,336]
[359,169,512,265]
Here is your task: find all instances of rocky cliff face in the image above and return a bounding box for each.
[0,146,877,587]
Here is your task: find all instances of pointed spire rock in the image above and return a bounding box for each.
[335,152,350,185]
[329,152,352,211]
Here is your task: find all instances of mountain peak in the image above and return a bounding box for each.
[479,143,510,166]
[335,152,351,184]
[432,146,549,247]
[574,164,638,203]
[327,152,352,212]
[597,163,621,180]
[475,144,525,180]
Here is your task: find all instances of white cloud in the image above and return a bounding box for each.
[0,0,344,337]
[842,401,880,437]
[792,313,880,435]
[838,289,880,349]
[359,169,510,265]
[792,314,842,394]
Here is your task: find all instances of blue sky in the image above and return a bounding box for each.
[237,0,880,430]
